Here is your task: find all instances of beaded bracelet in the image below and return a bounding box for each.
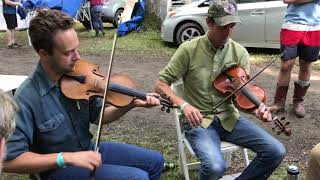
[56,152,66,168]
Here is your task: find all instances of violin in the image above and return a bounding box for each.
[214,66,292,136]
[60,59,174,112]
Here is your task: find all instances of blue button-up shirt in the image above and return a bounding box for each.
[6,62,102,161]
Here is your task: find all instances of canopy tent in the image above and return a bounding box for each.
[118,0,145,36]
[21,0,85,17]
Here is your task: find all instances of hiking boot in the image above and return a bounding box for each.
[7,44,14,49]
[270,84,289,112]
[12,42,21,47]
[95,30,100,37]
[293,81,310,117]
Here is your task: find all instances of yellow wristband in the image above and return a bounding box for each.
[179,102,189,111]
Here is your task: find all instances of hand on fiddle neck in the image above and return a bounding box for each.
[132,93,161,108]
[181,103,203,128]
[254,103,273,122]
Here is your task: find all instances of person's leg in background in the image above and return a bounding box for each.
[306,143,320,180]
[272,28,299,112]
[96,5,104,36]
[5,29,13,48]
[292,29,320,117]
[90,6,100,36]
[3,13,17,48]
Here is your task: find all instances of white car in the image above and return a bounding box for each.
[161,0,287,48]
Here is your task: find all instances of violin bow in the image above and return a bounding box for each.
[91,29,119,180]
[202,53,283,119]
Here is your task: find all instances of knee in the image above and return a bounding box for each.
[266,142,286,163]
[131,170,149,180]
[201,160,226,177]
[149,151,164,177]
[280,60,295,72]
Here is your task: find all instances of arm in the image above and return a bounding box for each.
[3,151,101,173]
[283,0,315,4]
[4,0,22,7]
[155,80,202,127]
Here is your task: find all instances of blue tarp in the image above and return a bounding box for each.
[21,0,84,17]
[117,0,145,36]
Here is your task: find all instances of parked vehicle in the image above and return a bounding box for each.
[161,0,287,48]
[79,0,126,29]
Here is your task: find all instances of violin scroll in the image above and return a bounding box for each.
[272,116,292,136]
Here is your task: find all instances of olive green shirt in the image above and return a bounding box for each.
[159,34,250,132]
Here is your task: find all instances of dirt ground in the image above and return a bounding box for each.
[0,45,320,179]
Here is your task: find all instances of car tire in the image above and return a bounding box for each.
[175,22,204,46]
[113,9,124,28]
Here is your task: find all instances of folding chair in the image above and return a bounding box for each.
[171,81,250,180]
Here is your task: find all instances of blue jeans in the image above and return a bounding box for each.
[90,5,103,31]
[41,142,164,180]
[185,116,286,180]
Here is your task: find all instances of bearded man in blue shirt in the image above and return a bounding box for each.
[3,9,164,180]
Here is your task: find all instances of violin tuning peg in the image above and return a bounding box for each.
[277,131,281,135]
[280,117,286,121]
[161,106,165,111]
[166,108,170,113]
[272,127,276,130]
[285,122,290,125]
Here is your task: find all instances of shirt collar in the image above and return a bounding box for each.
[32,62,57,96]
[204,32,228,52]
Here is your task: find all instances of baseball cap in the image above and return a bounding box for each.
[208,0,241,26]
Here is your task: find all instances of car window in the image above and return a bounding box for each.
[198,0,212,7]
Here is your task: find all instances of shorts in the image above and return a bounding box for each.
[280,23,320,62]
[3,13,17,30]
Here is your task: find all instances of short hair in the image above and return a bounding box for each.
[29,9,75,55]
[0,90,18,139]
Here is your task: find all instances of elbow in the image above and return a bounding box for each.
[154,80,168,93]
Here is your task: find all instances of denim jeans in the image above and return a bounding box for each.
[90,5,103,31]
[185,116,286,180]
[41,142,164,180]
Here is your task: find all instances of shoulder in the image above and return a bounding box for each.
[177,35,207,55]
[14,77,39,105]
[228,39,247,51]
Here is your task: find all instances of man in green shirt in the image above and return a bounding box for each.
[155,0,286,179]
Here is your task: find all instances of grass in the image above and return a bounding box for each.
[0,23,317,180]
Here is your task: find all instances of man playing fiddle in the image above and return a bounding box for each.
[155,0,286,179]
[3,9,164,180]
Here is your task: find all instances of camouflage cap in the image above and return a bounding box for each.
[208,0,241,26]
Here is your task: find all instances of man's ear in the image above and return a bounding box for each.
[39,49,49,60]
[206,17,212,27]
